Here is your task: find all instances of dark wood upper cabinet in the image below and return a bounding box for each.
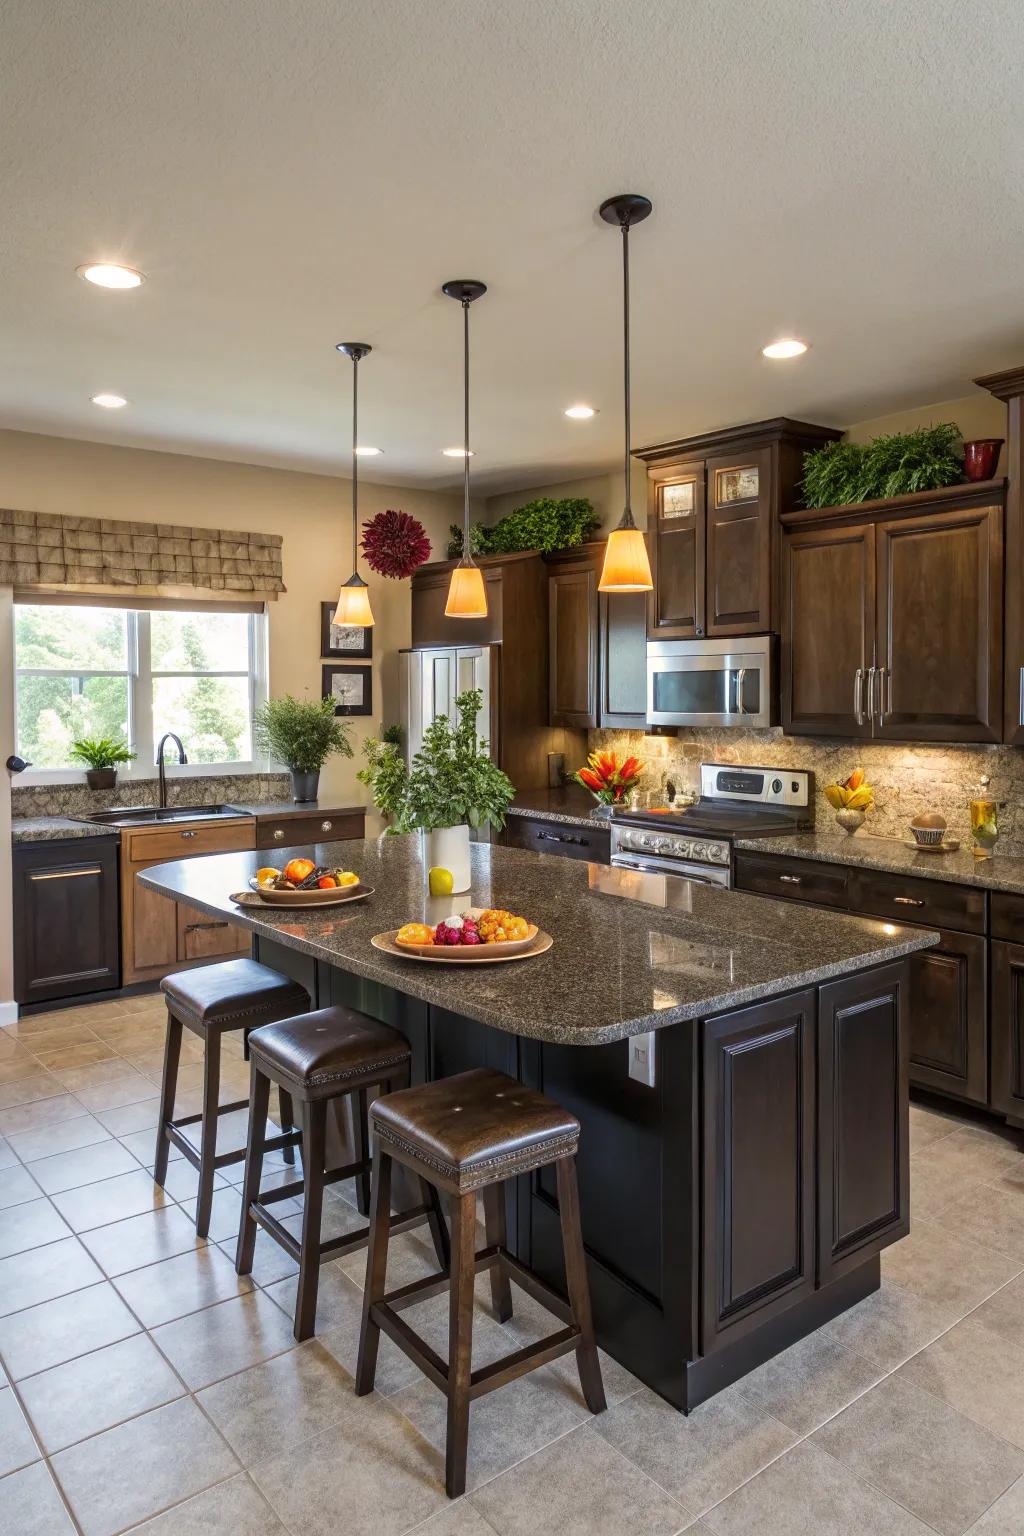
[781,482,1006,743]
[544,545,647,730]
[874,505,1002,743]
[781,521,875,738]
[975,365,1021,743]
[638,419,841,642]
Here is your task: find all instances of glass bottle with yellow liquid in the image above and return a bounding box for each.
[970,775,998,858]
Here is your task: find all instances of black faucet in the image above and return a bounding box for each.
[156,732,187,809]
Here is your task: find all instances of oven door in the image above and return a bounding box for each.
[610,852,731,888]
[646,636,775,729]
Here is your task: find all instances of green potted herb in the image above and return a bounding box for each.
[361,692,513,892]
[356,725,407,824]
[69,736,136,791]
[253,695,353,802]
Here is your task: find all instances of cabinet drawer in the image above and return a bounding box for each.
[177,904,250,962]
[734,852,849,909]
[991,891,1024,943]
[256,811,365,850]
[503,816,610,864]
[848,868,986,934]
[125,820,255,864]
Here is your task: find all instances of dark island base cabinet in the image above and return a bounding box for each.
[13,838,120,1005]
[254,933,906,1414]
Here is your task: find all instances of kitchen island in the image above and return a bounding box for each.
[142,835,937,1411]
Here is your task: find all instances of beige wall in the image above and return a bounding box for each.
[0,429,464,801]
[485,392,1009,530]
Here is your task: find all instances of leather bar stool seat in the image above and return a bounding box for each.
[154,959,310,1237]
[357,1067,605,1497]
[236,1006,449,1341]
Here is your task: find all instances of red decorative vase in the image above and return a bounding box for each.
[963,439,1004,481]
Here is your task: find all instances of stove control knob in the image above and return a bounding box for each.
[771,777,783,795]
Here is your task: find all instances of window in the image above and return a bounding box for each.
[14,603,268,775]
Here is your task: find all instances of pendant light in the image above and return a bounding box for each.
[598,194,654,593]
[442,279,488,618]
[332,341,375,628]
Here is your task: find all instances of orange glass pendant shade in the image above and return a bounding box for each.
[333,574,375,627]
[444,561,488,618]
[598,523,652,593]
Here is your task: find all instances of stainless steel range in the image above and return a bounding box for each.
[609,763,814,887]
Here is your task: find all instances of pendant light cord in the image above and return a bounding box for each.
[462,297,471,556]
[351,352,359,574]
[620,216,634,529]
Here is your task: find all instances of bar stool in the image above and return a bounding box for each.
[356,1067,606,1498]
[236,1005,450,1340]
[154,958,309,1236]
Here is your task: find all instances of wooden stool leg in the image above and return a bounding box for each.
[153,1009,182,1186]
[355,1148,393,1396]
[235,1064,270,1275]
[446,1190,477,1498]
[293,1100,327,1342]
[278,1086,296,1167]
[423,1180,451,1272]
[555,1156,606,1415]
[195,1028,222,1239]
[353,1087,372,1215]
[482,1183,513,1323]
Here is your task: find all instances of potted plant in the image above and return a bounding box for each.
[253,694,353,802]
[69,736,136,791]
[356,725,407,824]
[361,692,513,892]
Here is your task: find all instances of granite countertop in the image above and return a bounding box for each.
[139,835,935,1046]
[736,831,1024,896]
[11,817,120,843]
[506,786,608,828]
[225,801,366,820]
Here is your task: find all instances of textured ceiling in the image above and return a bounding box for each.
[2,0,1024,493]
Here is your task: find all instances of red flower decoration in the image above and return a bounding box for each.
[360,510,432,580]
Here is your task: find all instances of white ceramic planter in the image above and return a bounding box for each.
[422,824,472,893]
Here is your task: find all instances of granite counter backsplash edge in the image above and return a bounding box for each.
[12,771,292,821]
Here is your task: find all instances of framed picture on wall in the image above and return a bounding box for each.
[322,664,372,716]
[320,601,373,659]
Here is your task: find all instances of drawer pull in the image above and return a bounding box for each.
[29,867,101,881]
[180,830,197,839]
[893,895,924,907]
[778,874,802,884]
[273,829,285,840]
[184,920,229,934]
[321,820,333,832]
[537,830,585,847]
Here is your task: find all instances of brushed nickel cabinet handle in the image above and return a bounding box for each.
[321,820,333,832]
[853,667,864,726]
[779,874,802,884]
[893,895,924,907]
[29,867,101,881]
[273,829,285,840]
[180,830,198,839]
[865,665,877,726]
[184,920,229,934]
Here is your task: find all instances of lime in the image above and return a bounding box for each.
[428,866,454,897]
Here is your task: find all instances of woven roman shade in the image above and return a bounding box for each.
[0,509,285,597]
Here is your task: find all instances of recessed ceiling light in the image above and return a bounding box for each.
[565,404,597,419]
[78,264,145,289]
[442,447,474,457]
[762,338,808,359]
[91,393,128,409]
[354,446,382,456]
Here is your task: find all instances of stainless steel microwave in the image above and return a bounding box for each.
[646,635,777,729]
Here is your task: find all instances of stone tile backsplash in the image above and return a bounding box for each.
[11,771,292,821]
[590,727,1024,854]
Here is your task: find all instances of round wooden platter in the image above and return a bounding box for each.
[371,927,553,964]
[232,882,374,909]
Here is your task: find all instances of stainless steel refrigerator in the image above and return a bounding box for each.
[399,645,499,764]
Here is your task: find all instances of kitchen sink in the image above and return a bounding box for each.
[83,804,247,826]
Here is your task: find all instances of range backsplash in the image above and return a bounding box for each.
[11,771,292,821]
[590,728,1024,855]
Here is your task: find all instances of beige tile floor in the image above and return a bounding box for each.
[2,996,1024,1534]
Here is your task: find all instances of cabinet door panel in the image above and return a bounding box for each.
[13,844,120,1003]
[875,506,1002,742]
[991,940,1024,1120]
[600,590,648,728]
[781,523,874,737]
[648,462,705,638]
[548,567,598,728]
[818,963,909,1284]
[130,876,179,973]
[177,904,251,962]
[907,929,987,1105]
[705,448,772,635]
[701,990,815,1352]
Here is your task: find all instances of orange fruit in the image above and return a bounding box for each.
[283,857,316,884]
[396,922,434,947]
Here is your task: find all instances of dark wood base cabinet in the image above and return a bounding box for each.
[253,934,908,1413]
[991,940,1024,1122]
[13,836,120,1005]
